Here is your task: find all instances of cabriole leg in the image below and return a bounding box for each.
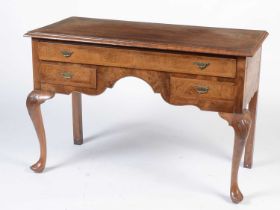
[26,90,55,173]
[219,110,252,203]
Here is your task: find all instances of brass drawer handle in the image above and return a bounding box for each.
[61,50,73,57]
[61,72,73,79]
[193,62,210,70]
[194,85,209,94]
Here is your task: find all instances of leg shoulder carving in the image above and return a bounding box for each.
[219,111,251,139]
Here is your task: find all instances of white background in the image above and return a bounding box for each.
[0,0,279,209]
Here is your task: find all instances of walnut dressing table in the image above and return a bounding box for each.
[25,17,268,203]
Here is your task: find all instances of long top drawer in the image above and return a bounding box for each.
[37,42,237,78]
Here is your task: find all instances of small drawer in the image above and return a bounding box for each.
[38,42,237,78]
[40,62,97,88]
[170,76,236,101]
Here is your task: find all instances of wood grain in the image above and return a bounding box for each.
[219,110,252,204]
[243,47,262,108]
[31,39,41,89]
[40,66,240,113]
[233,57,247,113]
[25,17,268,203]
[169,76,236,112]
[170,77,236,100]
[244,91,258,168]
[37,41,237,78]
[72,92,83,145]
[26,90,55,173]
[25,17,268,56]
[40,62,97,88]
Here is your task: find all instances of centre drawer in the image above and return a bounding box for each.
[40,62,97,88]
[38,42,237,78]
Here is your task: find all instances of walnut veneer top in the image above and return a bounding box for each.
[25,17,268,57]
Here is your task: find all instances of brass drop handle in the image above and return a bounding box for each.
[193,62,210,70]
[194,85,209,94]
[61,72,73,79]
[61,50,73,57]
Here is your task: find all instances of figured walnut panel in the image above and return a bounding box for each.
[169,76,236,112]
[170,77,236,100]
[41,66,236,113]
[40,62,97,88]
[37,41,237,78]
[243,47,262,108]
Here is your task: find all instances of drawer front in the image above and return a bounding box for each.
[38,42,237,78]
[170,76,236,101]
[40,62,97,88]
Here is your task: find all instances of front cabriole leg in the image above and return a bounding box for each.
[26,90,55,173]
[219,110,252,204]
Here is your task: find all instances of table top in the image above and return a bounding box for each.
[25,17,268,57]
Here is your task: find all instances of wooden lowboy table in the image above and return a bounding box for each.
[25,17,268,203]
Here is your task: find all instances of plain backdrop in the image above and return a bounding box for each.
[0,0,279,209]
